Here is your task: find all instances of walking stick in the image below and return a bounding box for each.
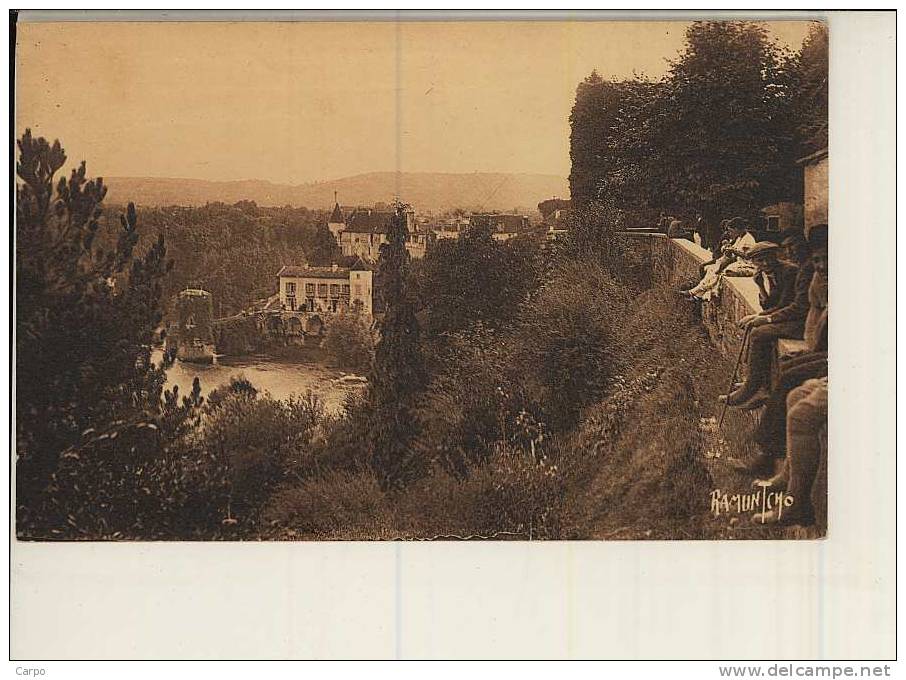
[718,324,752,430]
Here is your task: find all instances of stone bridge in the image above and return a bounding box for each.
[213,308,331,352]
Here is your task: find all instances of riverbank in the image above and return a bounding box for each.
[155,348,365,414]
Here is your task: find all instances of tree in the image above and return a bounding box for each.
[790,22,828,156]
[415,223,542,338]
[324,311,375,372]
[15,130,173,526]
[569,22,809,227]
[301,224,341,266]
[569,71,618,205]
[632,21,800,219]
[569,73,660,209]
[365,203,427,488]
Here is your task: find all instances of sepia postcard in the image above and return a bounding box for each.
[9,9,897,664]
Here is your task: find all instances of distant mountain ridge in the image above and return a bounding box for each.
[104,172,569,214]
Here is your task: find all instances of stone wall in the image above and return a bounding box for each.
[803,152,829,230]
[624,232,827,536]
[624,233,762,358]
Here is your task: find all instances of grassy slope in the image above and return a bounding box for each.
[259,280,821,542]
[559,284,812,540]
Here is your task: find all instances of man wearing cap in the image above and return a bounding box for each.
[747,225,828,480]
[720,239,802,407]
[748,228,815,324]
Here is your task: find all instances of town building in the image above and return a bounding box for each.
[276,261,374,317]
[432,216,471,240]
[468,212,530,242]
[760,202,803,234]
[327,197,346,240]
[543,207,571,241]
[327,202,430,262]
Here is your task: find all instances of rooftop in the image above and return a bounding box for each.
[328,202,344,223]
[469,213,530,233]
[344,208,398,234]
[277,265,350,279]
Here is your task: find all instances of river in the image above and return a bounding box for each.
[154,351,364,414]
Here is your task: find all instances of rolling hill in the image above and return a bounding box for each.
[103,172,569,214]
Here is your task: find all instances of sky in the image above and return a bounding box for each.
[15,19,816,184]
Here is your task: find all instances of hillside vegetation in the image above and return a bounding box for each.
[96,201,337,318]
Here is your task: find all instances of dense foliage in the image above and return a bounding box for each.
[324,311,376,372]
[110,201,338,317]
[413,224,544,338]
[16,130,192,536]
[789,23,829,157]
[569,20,827,223]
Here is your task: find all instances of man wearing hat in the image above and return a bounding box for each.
[752,228,815,323]
[747,225,828,480]
[720,239,802,408]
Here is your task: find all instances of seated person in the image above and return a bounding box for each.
[667,217,693,241]
[753,227,814,311]
[693,218,730,278]
[656,213,672,233]
[690,215,706,248]
[743,225,828,477]
[711,218,731,258]
[721,230,817,407]
[681,217,756,301]
[752,376,827,526]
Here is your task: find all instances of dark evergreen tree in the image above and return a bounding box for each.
[366,203,427,489]
[15,130,174,527]
[302,223,342,266]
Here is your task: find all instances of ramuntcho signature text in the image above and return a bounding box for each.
[710,486,795,522]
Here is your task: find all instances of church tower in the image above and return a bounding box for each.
[327,191,345,241]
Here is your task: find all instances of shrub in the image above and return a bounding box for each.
[264,471,391,539]
[468,445,564,539]
[560,198,648,281]
[205,374,258,410]
[414,226,544,338]
[324,312,374,372]
[415,328,511,475]
[512,259,630,431]
[201,391,323,529]
[394,444,564,539]
[296,392,373,478]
